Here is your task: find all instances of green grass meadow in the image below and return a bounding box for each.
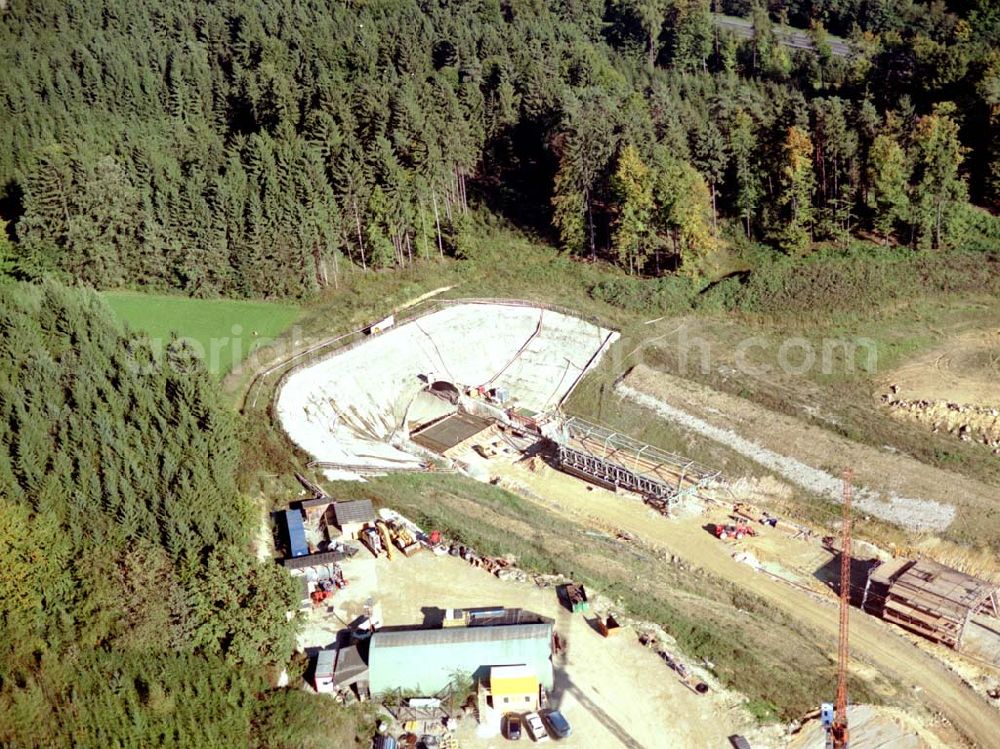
[103,291,302,376]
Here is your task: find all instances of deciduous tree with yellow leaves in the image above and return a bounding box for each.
[775,126,816,254]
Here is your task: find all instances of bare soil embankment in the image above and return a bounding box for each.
[618,365,1000,558]
[878,329,1000,450]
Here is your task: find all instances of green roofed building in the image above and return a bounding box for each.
[367,609,553,695]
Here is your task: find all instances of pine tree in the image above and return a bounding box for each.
[629,0,671,68]
[551,160,588,255]
[551,90,618,257]
[691,121,728,230]
[671,0,713,73]
[0,221,15,279]
[729,111,761,238]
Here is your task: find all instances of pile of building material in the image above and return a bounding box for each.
[863,557,999,649]
[881,391,1000,452]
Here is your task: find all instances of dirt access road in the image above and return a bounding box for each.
[490,460,1000,749]
[322,552,744,749]
[712,13,852,57]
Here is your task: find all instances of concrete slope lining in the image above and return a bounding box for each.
[276,302,619,478]
[480,310,544,389]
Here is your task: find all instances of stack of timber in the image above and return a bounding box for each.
[864,557,999,649]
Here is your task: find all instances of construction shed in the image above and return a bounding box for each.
[314,649,337,693]
[863,557,999,649]
[300,497,334,524]
[332,499,376,538]
[367,612,553,695]
[314,644,369,694]
[488,664,540,712]
[280,546,357,571]
[284,509,308,558]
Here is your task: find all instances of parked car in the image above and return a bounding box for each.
[542,710,571,739]
[502,713,522,741]
[728,735,752,749]
[523,712,549,742]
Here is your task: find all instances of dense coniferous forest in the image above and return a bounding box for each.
[1,0,999,297]
[0,282,351,747]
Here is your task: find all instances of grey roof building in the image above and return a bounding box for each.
[367,615,553,695]
[316,644,369,694]
[333,499,376,528]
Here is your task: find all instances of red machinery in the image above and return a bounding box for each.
[713,522,757,540]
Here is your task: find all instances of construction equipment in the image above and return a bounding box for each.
[598,614,621,637]
[824,469,853,749]
[714,522,757,540]
[362,526,384,557]
[376,521,395,560]
[311,588,332,606]
[330,566,347,589]
[391,525,421,556]
[563,583,589,613]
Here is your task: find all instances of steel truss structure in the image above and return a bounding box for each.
[552,417,721,504]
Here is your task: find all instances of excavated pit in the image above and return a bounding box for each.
[276,303,618,478]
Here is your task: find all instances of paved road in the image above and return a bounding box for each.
[713,13,852,57]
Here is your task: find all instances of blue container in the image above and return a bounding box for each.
[285,509,308,558]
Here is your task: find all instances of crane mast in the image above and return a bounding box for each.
[830,469,852,749]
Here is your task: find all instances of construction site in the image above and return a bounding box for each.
[270,300,1000,749]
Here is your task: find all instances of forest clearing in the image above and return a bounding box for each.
[266,294,999,747]
[104,291,302,375]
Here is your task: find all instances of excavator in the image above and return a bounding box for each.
[376,521,395,560]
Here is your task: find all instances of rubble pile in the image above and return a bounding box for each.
[882,389,1000,453]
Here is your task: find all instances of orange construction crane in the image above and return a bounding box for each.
[830,469,853,749]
